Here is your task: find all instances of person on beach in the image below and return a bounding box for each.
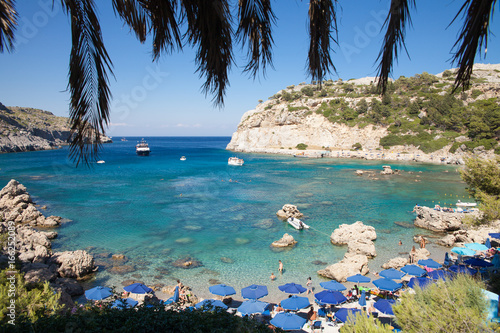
[398,240,402,246]
[420,237,427,248]
[279,260,283,274]
[270,272,276,281]
[307,307,317,325]
[410,245,417,263]
[306,277,313,294]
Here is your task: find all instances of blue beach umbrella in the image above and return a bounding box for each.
[373,278,403,292]
[278,283,307,294]
[448,265,478,276]
[427,270,453,281]
[401,265,426,277]
[209,284,236,297]
[408,277,434,289]
[464,258,493,267]
[85,286,112,301]
[237,299,269,316]
[319,280,346,291]
[111,297,138,309]
[379,268,406,280]
[195,299,228,310]
[489,233,500,239]
[280,295,310,311]
[451,247,476,256]
[241,284,268,299]
[418,258,442,269]
[374,299,395,316]
[314,290,347,305]
[334,308,363,323]
[346,274,371,283]
[358,289,366,307]
[270,312,306,330]
[464,243,489,252]
[124,283,153,294]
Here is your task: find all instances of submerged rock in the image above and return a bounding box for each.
[171,256,202,269]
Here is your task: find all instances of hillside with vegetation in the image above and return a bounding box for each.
[227,64,500,163]
[0,102,111,153]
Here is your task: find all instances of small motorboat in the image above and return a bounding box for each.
[287,217,309,230]
[456,200,477,208]
[96,160,105,164]
[228,157,244,166]
[180,156,186,161]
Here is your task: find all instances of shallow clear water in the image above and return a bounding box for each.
[1,137,470,301]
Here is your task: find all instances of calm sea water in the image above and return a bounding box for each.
[1,137,469,300]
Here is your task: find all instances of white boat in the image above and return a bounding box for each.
[180,156,186,161]
[228,157,244,166]
[136,139,150,156]
[287,217,309,230]
[456,200,477,208]
[96,160,105,164]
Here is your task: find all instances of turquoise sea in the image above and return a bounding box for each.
[1,137,470,300]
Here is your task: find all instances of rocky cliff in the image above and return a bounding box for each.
[227,64,500,164]
[0,102,112,153]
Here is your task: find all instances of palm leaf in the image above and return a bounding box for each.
[60,0,114,166]
[307,0,338,87]
[450,0,497,92]
[112,0,148,43]
[182,0,233,106]
[0,0,17,52]
[376,0,415,94]
[142,0,182,60]
[236,0,276,77]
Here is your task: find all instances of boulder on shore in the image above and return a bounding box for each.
[381,257,408,269]
[276,204,303,219]
[317,253,369,282]
[271,233,297,248]
[49,250,96,279]
[330,221,377,245]
[413,205,480,232]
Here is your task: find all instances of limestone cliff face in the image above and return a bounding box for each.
[0,102,112,153]
[227,64,500,160]
[227,103,388,152]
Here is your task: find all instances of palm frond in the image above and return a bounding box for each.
[142,0,182,60]
[376,0,415,95]
[0,0,18,52]
[182,0,233,106]
[307,0,338,87]
[112,0,148,43]
[450,0,496,92]
[236,0,276,77]
[60,0,114,166]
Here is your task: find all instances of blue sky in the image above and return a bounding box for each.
[1,0,500,137]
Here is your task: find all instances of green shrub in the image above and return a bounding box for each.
[301,86,314,96]
[352,143,362,150]
[296,143,308,150]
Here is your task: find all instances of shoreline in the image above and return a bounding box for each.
[226,146,497,166]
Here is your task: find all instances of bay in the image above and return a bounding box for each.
[0,137,469,300]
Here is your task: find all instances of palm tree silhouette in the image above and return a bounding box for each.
[0,0,496,164]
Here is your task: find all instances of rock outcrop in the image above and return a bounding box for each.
[271,233,297,248]
[276,204,303,219]
[413,205,481,232]
[0,179,62,227]
[381,257,408,270]
[330,221,377,245]
[0,104,112,153]
[317,253,369,282]
[436,221,500,247]
[0,180,96,309]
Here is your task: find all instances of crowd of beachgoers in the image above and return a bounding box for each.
[84,236,500,332]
